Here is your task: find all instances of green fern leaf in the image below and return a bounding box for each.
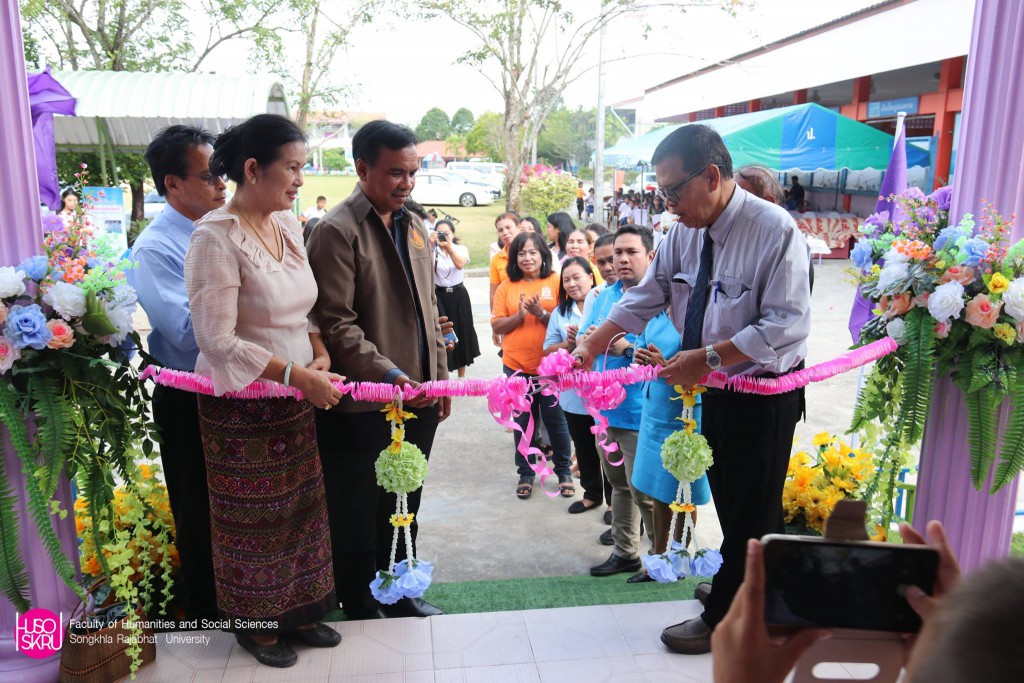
[897,309,936,444]
[992,362,1024,492]
[967,387,1001,489]
[28,376,77,499]
[0,453,30,611]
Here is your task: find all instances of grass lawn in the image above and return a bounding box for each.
[299,175,510,269]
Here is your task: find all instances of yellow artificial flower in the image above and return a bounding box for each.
[791,467,815,492]
[680,417,698,433]
[787,452,811,476]
[935,259,946,270]
[812,432,835,447]
[870,524,888,542]
[994,322,1016,345]
[988,272,1010,294]
[139,464,152,479]
[381,402,416,424]
[820,449,844,471]
[669,502,696,513]
[389,513,415,527]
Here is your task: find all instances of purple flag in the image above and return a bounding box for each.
[848,114,908,342]
[28,67,77,210]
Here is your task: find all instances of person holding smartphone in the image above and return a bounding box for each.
[431,219,480,377]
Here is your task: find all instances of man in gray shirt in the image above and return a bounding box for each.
[575,125,811,655]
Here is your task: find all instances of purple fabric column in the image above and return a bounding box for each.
[0,1,81,681]
[913,0,1024,573]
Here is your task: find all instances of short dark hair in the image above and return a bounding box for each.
[145,125,216,196]
[506,231,553,282]
[209,114,305,185]
[614,223,654,253]
[495,211,521,226]
[352,120,418,166]
[651,124,733,179]
[317,195,326,202]
[557,256,595,316]
[404,198,429,220]
[302,216,320,244]
[546,211,576,254]
[594,233,615,251]
[433,218,459,245]
[520,216,541,232]
[585,222,608,237]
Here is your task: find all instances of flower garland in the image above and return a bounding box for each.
[641,386,723,583]
[369,399,434,605]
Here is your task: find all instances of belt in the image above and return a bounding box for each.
[436,283,465,293]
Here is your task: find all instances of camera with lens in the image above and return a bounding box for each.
[437,232,448,242]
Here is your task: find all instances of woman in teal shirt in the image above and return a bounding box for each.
[632,312,712,561]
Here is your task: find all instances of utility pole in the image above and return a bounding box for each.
[594,0,607,224]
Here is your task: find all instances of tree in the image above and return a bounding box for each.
[420,0,738,211]
[450,107,475,134]
[320,148,350,172]
[521,171,577,219]
[538,106,628,169]
[465,112,504,161]
[22,25,40,69]
[416,107,452,141]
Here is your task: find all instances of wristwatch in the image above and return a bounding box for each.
[704,345,722,371]
[624,343,636,361]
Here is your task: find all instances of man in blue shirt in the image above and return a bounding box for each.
[580,224,656,580]
[127,125,227,623]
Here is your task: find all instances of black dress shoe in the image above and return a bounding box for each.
[661,617,712,655]
[694,582,712,606]
[568,499,601,514]
[603,509,613,525]
[590,553,642,577]
[286,623,342,647]
[235,633,297,668]
[626,570,654,584]
[380,597,445,618]
[599,528,614,546]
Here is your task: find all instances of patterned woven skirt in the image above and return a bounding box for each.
[198,395,336,632]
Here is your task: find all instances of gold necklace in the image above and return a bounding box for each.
[238,211,283,262]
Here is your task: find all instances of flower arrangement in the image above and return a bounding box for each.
[369,400,434,605]
[0,167,164,674]
[851,187,1024,498]
[642,385,723,583]
[782,433,875,535]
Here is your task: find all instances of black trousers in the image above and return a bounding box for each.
[565,411,604,504]
[700,387,803,628]
[151,384,218,621]
[316,406,439,618]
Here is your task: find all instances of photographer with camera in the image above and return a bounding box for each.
[431,219,480,377]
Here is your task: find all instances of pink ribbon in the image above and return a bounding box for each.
[486,374,558,497]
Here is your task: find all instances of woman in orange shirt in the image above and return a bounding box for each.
[491,232,573,500]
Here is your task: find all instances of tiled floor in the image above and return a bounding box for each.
[129,600,873,683]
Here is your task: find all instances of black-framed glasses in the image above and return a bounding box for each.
[187,173,226,186]
[655,164,710,204]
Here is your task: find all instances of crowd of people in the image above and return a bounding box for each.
[123,113,1022,678]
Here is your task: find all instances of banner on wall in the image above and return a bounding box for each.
[83,186,128,255]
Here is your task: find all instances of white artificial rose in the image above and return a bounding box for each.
[886,318,908,345]
[927,280,966,322]
[1001,278,1024,320]
[876,262,909,294]
[882,248,909,265]
[43,281,87,319]
[0,267,27,298]
[102,302,135,346]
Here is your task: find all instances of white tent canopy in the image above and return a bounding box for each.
[53,70,289,153]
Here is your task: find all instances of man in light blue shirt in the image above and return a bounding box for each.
[128,125,227,623]
[580,225,657,582]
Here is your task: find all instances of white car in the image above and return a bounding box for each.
[412,172,495,207]
[626,172,658,194]
[436,170,502,199]
[143,193,166,221]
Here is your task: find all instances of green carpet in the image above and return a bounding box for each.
[326,573,706,621]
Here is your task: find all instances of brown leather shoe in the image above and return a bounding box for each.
[694,582,712,606]
[660,616,712,655]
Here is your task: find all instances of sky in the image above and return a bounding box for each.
[193,0,881,127]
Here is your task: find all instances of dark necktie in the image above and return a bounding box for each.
[681,230,714,351]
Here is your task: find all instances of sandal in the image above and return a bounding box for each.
[516,477,534,499]
[558,474,576,498]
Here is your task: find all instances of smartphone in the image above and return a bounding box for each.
[761,534,939,632]
[443,330,458,346]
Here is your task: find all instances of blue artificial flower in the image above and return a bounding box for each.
[669,548,694,578]
[850,239,875,271]
[4,304,53,350]
[395,559,433,598]
[960,237,990,268]
[692,549,724,577]
[18,255,49,282]
[641,554,678,583]
[928,185,953,211]
[369,571,405,605]
[934,226,969,252]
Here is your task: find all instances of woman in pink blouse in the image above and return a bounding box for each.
[184,114,343,668]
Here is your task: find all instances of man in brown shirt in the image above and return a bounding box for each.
[308,120,450,619]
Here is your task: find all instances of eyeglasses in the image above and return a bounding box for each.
[655,165,710,204]
[187,173,226,186]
